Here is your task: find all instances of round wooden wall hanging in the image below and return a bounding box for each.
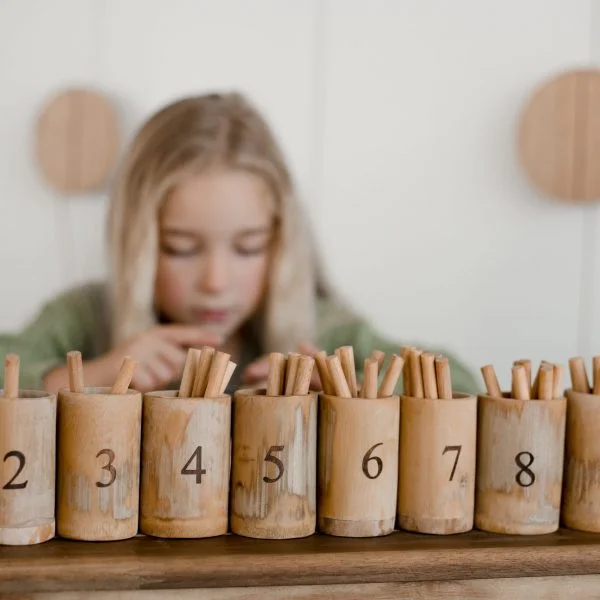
[35,87,120,194]
[518,68,600,203]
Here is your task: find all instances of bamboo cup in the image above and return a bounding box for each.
[230,388,317,539]
[0,386,57,545]
[140,390,231,538]
[475,392,566,534]
[562,388,600,532]
[318,393,400,536]
[56,386,142,540]
[397,392,477,534]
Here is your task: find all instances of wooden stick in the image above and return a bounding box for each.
[111,357,137,394]
[204,351,231,397]
[357,350,385,398]
[529,362,546,398]
[266,352,286,396]
[315,350,335,395]
[511,364,530,400]
[593,356,600,395]
[370,349,385,370]
[338,346,358,397]
[362,358,379,399]
[569,356,590,393]
[400,346,413,396]
[292,356,315,395]
[178,348,201,397]
[284,353,300,395]
[378,353,404,398]
[67,350,84,393]
[514,359,532,390]
[191,347,215,397]
[408,349,424,398]
[326,355,352,398]
[531,365,541,399]
[435,355,452,400]
[421,352,438,399]
[537,364,554,400]
[481,364,502,397]
[3,354,19,398]
[552,363,564,399]
[219,361,237,394]
[531,361,552,399]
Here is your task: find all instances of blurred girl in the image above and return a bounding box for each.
[0,93,478,394]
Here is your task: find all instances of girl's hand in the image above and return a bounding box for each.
[94,324,221,392]
[241,342,323,391]
[85,325,222,393]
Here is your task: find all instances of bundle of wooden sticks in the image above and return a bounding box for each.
[312,346,403,399]
[568,355,600,394]
[266,352,315,396]
[178,347,236,398]
[481,359,563,400]
[399,347,453,400]
[67,351,137,394]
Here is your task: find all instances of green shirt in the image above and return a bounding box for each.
[0,282,480,395]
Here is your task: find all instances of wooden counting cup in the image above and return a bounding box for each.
[318,394,400,537]
[230,389,317,539]
[398,393,477,534]
[56,386,142,541]
[562,388,600,532]
[475,393,566,535]
[0,390,57,545]
[140,391,232,538]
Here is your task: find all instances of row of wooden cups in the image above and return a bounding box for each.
[0,346,596,545]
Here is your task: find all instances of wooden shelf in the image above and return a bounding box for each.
[2,528,600,597]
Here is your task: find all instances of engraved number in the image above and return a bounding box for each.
[442,445,462,482]
[362,443,384,480]
[2,451,27,490]
[263,445,285,483]
[181,446,207,484]
[96,449,117,488]
[515,451,535,487]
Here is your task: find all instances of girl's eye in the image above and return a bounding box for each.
[160,243,202,258]
[235,244,269,257]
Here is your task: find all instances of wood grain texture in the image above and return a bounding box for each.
[140,392,231,538]
[56,388,142,541]
[318,394,399,537]
[5,575,600,599]
[475,394,566,535]
[0,392,57,545]
[562,389,600,532]
[35,88,120,194]
[230,390,317,539]
[398,393,477,534]
[2,530,600,593]
[518,69,600,202]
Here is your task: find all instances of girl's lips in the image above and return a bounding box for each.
[195,309,230,323]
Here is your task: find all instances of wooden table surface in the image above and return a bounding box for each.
[2,528,600,599]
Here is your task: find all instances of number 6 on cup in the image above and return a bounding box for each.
[317,394,400,538]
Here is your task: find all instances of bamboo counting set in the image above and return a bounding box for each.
[4,347,600,547]
[398,347,477,534]
[478,359,566,534]
[318,347,402,537]
[57,352,141,541]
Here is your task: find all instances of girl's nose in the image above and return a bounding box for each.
[201,252,229,294]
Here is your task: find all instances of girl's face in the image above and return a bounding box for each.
[155,167,275,342]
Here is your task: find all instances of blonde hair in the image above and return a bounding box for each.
[107,92,326,353]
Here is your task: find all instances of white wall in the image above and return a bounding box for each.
[0,0,597,388]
